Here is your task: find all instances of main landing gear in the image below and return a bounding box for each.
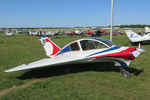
[120,67,131,78]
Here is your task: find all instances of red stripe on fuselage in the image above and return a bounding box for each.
[88,47,136,60]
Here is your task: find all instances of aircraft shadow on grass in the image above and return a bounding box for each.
[18,62,144,80]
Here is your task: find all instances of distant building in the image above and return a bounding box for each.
[114,27,120,30]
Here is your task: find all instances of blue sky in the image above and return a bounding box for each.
[0,0,149,27]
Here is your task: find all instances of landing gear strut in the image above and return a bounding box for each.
[120,67,131,78]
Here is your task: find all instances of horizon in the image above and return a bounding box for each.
[1,24,150,29]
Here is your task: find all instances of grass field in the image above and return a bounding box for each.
[0,33,150,100]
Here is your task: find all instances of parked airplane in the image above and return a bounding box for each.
[5,31,14,36]
[45,31,56,36]
[29,31,38,36]
[125,30,150,43]
[145,27,150,33]
[75,30,84,34]
[5,37,145,78]
[88,29,93,35]
[88,30,101,37]
[88,29,110,36]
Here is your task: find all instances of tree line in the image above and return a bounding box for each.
[114,24,150,28]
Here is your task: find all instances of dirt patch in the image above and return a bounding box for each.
[0,78,49,96]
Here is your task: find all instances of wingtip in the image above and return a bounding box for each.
[4,64,26,73]
[4,70,10,72]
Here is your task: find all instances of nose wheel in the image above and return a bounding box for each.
[121,70,131,78]
[120,68,131,78]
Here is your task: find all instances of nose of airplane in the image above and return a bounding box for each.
[136,48,146,54]
[130,47,146,58]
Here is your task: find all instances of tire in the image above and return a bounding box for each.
[121,71,131,78]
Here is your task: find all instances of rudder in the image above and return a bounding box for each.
[125,30,141,42]
[40,37,61,57]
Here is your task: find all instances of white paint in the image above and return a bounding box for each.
[44,42,53,56]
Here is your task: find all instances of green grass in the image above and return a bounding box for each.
[0,33,150,100]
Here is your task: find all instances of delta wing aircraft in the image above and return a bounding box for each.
[5,37,145,78]
[125,30,150,43]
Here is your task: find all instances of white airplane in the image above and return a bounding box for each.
[5,37,145,78]
[125,30,150,43]
[145,27,150,33]
[45,31,56,36]
[29,31,38,36]
[75,30,84,35]
[5,31,14,36]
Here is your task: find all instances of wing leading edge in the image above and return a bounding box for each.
[5,58,53,72]
[5,55,84,72]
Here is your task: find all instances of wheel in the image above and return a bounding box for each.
[121,71,131,78]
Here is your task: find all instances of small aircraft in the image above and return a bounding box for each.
[45,31,56,36]
[145,27,150,33]
[125,30,150,43]
[74,30,86,37]
[29,31,38,36]
[5,31,14,36]
[74,30,84,34]
[88,30,101,37]
[113,30,119,36]
[5,37,145,78]
[88,29,110,36]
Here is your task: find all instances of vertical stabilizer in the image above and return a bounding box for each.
[145,27,150,33]
[40,37,61,57]
[88,30,92,35]
[125,30,141,42]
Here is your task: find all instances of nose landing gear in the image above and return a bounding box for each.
[120,67,131,78]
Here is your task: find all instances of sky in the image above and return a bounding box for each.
[0,0,149,28]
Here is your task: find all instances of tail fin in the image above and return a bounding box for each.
[145,27,150,33]
[125,30,141,42]
[88,30,92,35]
[40,37,61,57]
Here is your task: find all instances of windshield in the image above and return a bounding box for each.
[80,40,108,51]
[87,38,115,47]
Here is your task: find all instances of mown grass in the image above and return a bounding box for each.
[0,35,47,89]
[0,33,150,100]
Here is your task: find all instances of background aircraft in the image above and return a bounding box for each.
[5,37,145,78]
[5,31,14,36]
[88,30,101,37]
[29,31,38,36]
[45,31,56,36]
[145,27,150,33]
[125,30,150,43]
[74,30,85,36]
